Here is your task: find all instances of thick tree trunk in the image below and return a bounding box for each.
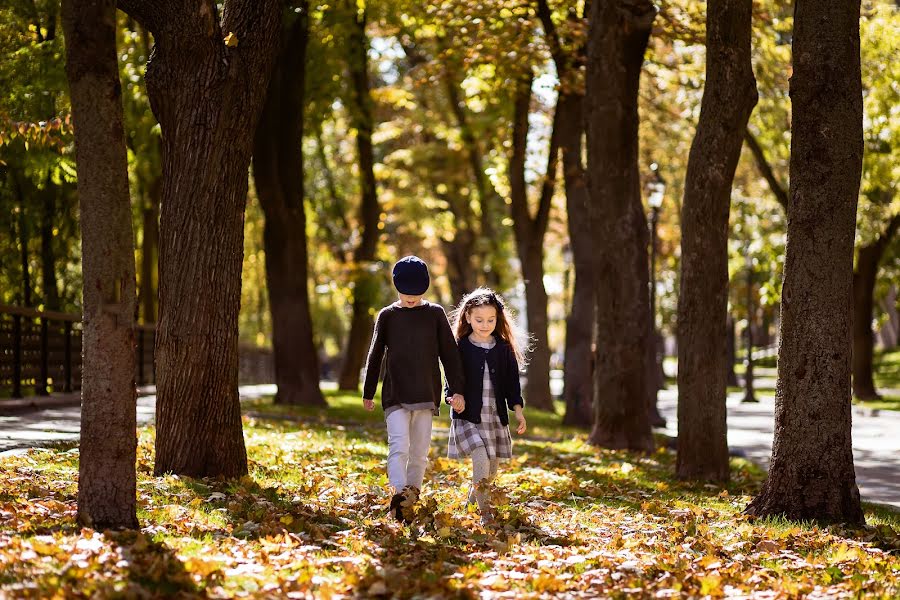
[851,213,899,400]
[62,0,138,529]
[338,1,380,391]
[508,77,555,411]
[746,0,864,524]
[120,0,281,477]
[584,0,656,452]
[676,0,757,482]
[252,3,325,407]
[40,175,61,310]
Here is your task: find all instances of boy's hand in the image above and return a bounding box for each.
[450,394,465,413]
[514,407,526,435]
[363,398,375,411]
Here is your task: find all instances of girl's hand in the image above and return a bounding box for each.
[450,394,465,413]
[363,398,375,411]
[515,407,526,435]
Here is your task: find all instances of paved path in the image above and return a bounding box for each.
[3,381,897,509]
[657,388,900,509]
[0,385,277,456]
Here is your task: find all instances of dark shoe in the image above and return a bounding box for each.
[389,492,408,523]
[389,486,419,523]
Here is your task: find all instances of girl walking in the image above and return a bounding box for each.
[448,288,527,525]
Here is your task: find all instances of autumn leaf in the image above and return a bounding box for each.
[223,32,238,47]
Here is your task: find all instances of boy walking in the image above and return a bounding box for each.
[362,256,465,522]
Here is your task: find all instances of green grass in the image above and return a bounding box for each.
[1,389,898,597]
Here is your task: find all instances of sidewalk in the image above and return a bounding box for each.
[657,387,900,509]
[0,384,277,456]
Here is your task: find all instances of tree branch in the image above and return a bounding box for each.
[744,128,789,211]
[116,0,166,33]
[535,0,566,75]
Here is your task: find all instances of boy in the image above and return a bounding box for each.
[362,256,465,522]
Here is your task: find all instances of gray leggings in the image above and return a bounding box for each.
[469,446,499,510]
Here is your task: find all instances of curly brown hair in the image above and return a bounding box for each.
[451,287,528,366]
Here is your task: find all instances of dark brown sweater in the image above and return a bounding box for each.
[362,301,465,413]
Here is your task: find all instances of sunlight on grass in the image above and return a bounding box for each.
[0,393,897,597]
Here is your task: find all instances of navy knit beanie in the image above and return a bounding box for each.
[392,256,430,295]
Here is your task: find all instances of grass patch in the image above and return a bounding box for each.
[0,392,897,598]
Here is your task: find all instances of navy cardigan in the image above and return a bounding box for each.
[449,335,524,425]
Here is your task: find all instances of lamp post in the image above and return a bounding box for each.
[646,164,666,426]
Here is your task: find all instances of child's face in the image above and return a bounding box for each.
[398,293,424,308]
[466,305,497,337]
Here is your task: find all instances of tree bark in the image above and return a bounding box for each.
[119,0,282,477]
[508,76,555,411]
[745,0,864,524]
[337,0,380,391]
[585,0,656,451]
[62,0,138,529]
[535,0,594,427]
[560,95,595,428]
[584,0,656,452]
[726,314,738,387]
[852,213,900,400]
[139,174,159,323]
[252,2,326,407]
[879,285,899,349]
[676,0,757,482]
[11,173,33,307]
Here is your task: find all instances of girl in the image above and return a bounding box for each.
[447,288,527,525]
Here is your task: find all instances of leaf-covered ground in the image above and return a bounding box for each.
[1,392,898,598]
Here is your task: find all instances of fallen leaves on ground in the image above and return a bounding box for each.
[0,402,898,599]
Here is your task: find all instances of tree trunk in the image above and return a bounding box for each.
[584,0,656,452]
[139,175,160,323]
[252,2,325,407]
[507,76,555,411]
[745,0,864,524]
[726,314,738,387]
[852,213,900,400]
[40,174,61,310]
[119,0,282,477]
[62,0,138,529]
[560,96,595,427]
[879,285,899,349]
[12,173,33,307]
[676,0,757,482]
[441,224,476,303]
[442,61,507,288]
[534,2,594,426]
[338,1,380,392]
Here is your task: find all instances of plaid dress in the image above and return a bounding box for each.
[448,338,513,460]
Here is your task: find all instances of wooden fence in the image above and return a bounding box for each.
[0,304,273,399]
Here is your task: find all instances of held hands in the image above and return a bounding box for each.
[363,397,375,411]
[449,393,465,413]
[514,406,526,435]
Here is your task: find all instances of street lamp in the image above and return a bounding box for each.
[646,164,666,427]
